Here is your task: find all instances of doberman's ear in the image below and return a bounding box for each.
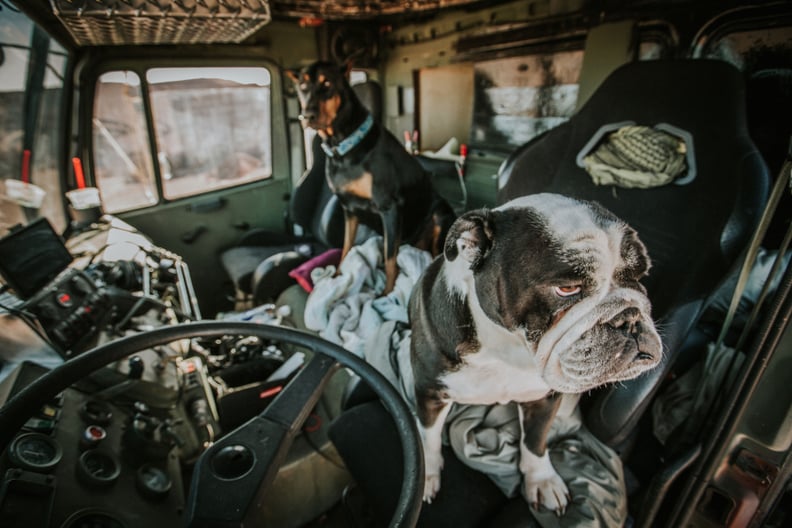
[284,68,300,84]
[339,61,353,79]
[443,209,494,269]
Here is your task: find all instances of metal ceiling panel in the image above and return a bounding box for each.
[49,0,271,45]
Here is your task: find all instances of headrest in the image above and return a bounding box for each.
[352,80,383,121]
[498,59,769,317]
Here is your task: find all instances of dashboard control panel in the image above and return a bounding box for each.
[22,268,109,358]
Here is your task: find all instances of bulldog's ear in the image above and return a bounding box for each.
[443,209,494,269]
[618,225,651,281]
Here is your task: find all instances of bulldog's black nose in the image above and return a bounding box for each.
[606,307,642,335]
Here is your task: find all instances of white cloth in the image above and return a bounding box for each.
[304,237,431,358]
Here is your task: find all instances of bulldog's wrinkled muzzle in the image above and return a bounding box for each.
[537,289,662,393]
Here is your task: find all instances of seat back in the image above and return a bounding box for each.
[497,59,770,446]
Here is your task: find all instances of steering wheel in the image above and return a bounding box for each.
[0,321,424,527]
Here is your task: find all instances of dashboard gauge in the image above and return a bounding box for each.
[80,425,108,449]
[75,450,121,487]
[136,464,172,500]
[8,432,62,472]
[61,510,126,528]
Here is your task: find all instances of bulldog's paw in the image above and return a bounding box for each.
[522,469,570,516]
[422,451,444,503]
[423,473,442,503]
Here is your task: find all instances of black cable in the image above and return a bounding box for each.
[0,300,65,355]
[112,295,153,333]
[301,413,348,472]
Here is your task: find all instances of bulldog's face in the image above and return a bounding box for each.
[443,193,662,393]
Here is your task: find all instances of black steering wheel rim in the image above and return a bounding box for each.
[0,321,424,528]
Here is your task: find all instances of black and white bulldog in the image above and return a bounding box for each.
[408,193,662,514]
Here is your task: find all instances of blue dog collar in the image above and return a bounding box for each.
[322,114,374,158]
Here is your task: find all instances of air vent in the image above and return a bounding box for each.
[49,0,271,46]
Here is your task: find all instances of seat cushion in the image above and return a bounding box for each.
[220,244,297,293]
[328,400,509,528]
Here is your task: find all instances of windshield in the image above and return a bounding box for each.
[92,66,273,213]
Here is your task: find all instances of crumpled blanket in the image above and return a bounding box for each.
[307,240,628,527]
[304,236,432,358]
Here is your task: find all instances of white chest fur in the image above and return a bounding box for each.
[441,349,551,405]
[439,277,551,405]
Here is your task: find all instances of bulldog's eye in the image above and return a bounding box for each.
[554,285,581,297]
[323,80,332,88]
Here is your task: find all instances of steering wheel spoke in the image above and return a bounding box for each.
[262,352,339,434]
[185,352,339,527]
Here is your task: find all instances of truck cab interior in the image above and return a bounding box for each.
[0,1,791,527]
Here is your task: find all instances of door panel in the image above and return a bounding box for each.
[85,56,293,317]
[120,177,291,316]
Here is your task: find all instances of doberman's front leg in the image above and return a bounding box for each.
[380,205,402,294]
[517,393,569,515]
[340,208,359,263]
[334,209,359,278]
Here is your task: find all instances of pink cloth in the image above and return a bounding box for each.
[289,248,342,292]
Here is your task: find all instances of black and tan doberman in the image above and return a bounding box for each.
[286,61,454,294]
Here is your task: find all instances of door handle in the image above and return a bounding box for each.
[190,197,225,213]
[181,225,207,244]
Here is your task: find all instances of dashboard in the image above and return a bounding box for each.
[0,216,298,528]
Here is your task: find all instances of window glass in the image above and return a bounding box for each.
[32,39,68,232]
[471,51,583,149]
[703,25,792,173]
[93,67,273,211]
[147,67,272,200]
[702,23,792,251]
[93,71,157,212]
[0,7,67,234]
[468,29,671,150]
[703,26,792,71]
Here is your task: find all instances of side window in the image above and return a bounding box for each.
[699,21,792,251]
[93,67,273,213]
[471,51,583,149]
[0,8,68,234]
[93,71,157,212]
[468,27,673,150]
[700,25,792,174]
[147,68,272,200]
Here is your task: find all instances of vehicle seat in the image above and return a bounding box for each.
[497,58,769,448]
[328,58,770,527]
[219,79,383,306]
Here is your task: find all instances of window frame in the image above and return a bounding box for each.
[73,51,289,213]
